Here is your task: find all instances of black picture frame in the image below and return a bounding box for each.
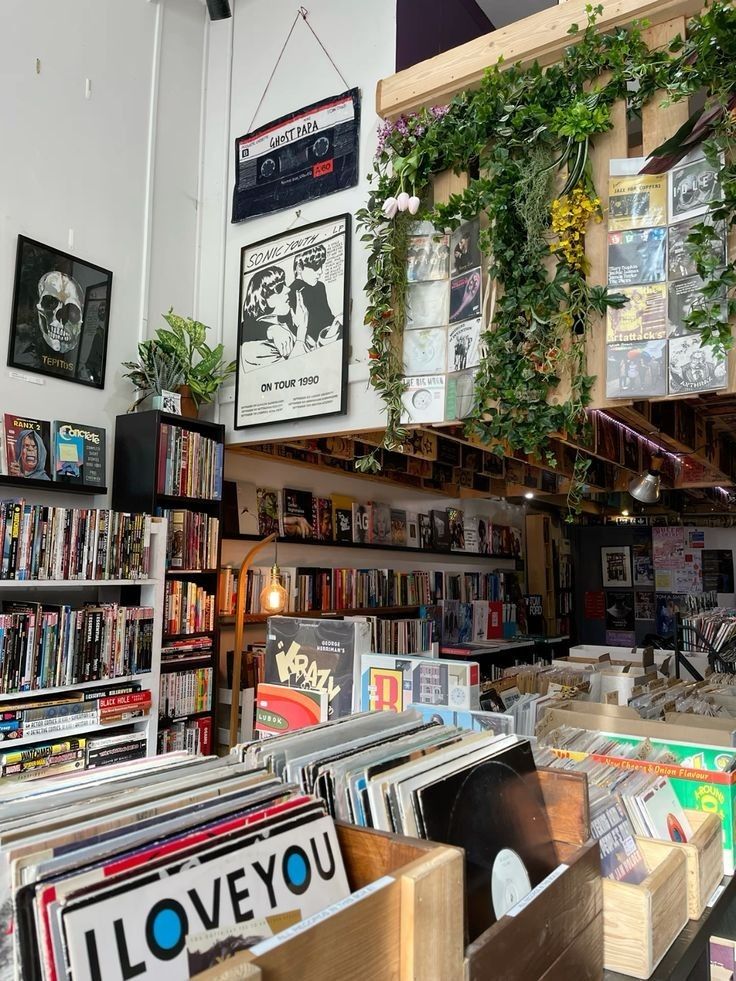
[7,235,112,389]
[234,214,350,430]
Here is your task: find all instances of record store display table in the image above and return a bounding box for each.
[605,875,736,981]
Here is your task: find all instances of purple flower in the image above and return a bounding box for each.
[430,105,449,119]
[396,118,409,136]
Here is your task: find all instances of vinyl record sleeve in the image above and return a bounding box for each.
[406,233,450,283]
[400,375,446,425]
[608,161,666,230]
[402,326,447,375]
[606,339,667,399]
[669,147,724,223]
[669,333,727,394]
[447,318,483,372]
[607,227,666,287]
[406,280,450,329]
[449,269,482,324]
[668,216,727,281]
[58,810,349,981]
[417,739,557,940]
[606,284,667,343]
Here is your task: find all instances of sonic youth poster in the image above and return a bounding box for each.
[236,215,350,429]
[232,89,360,222]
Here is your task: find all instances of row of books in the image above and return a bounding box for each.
[157,423,223,500]
[0,687,152,743]
[372,617,433,656]
[85,731,147,769]
[0,503,152,580]
[159,665,213,719]
[0,604,154,693]
[234,481,523,556]
[1,730,148,782]
[0,413,105,486]
[220,565,519,616]
[158,715,212,755]
[162,509,219,571]
[164,580,215,636]
[161,635,214,659]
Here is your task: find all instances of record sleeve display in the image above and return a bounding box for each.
[608,163,667,230]
[402,326,447,375]
[449,269,482,324]
[400,374,446,424]
[606,340,667,398]
[668,216,726,281]
[407,232,450,282]
[669,333,727,394]
[406,280,450,329]
[447,318,483,372]
[607,227,666,286]
[606,284,667,343]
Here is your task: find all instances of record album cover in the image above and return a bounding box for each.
[417,739,557,939]
[449,269,482,324]
[406,280,450,329]
[400,375,446,424]
[606,340,667,399]
[447,318,483,372]
[407,232,450,283]
[607,227,666,286]
[669,333,727,394]
[445,369,476,421]
[608,161,666,230]
[668,216,727,281]
[606,284,667,343]
[667,275,727,337]
[450,218,481,276]
[402,326,447,375]
[669,147,723,223]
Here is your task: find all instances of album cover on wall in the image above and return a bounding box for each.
[406,280,450,328]
[449,269,482,323]
[606,284,667,343]
[608,160,667,230]
[668,216,727,281]
[669,147,723,223]
[669,333,727,394]
[606,340,667,398]
[400,374,446,424]
[402,326,447,374]
[667,275,727,337]
[447,318,483,372]
[450,218,481,275]
[407,232,450,282]
[607,227,666,286]
[445,369,476,421]
[602,546,632,587]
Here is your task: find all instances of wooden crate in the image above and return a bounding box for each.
[602,836,688,978]
[675,809,724,919]
[194,769,601,981]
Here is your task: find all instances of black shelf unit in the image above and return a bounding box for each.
[112,410,224,756]
[225,532,525,569]
[0,474,107,495]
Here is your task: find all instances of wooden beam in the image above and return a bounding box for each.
[376,0,705,118]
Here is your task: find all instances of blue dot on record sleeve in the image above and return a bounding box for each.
[152,908,183,950]
[286,851,308,887]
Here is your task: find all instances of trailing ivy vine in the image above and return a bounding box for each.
[357,1,736,489]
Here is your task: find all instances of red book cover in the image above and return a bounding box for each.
[196,716,212,755]
[98,691,152,709]
[487,601,504,639]
[255,683,328,734]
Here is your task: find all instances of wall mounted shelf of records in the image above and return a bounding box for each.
[0,474,107,495]
[225,532,524,568]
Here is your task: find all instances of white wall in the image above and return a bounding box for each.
[0,0,206,501]
[197,0,396,443]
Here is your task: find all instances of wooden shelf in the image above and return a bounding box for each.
[0,475,107,495]
[156,494,222,508]
[159,708,213,725]
[2,715,150,749]
[223,533,524,567]
[162,629,215,643]
[165,568,218,576]
[221,605,425,626]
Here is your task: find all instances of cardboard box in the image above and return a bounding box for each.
[569,645,654,669]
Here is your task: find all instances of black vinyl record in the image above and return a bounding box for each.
[417,741,558,941]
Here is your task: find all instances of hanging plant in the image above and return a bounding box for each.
[359,2,736,506]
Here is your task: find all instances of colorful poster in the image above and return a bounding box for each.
[652,527,685,570]
[608,160,667,230]
[635,590,655,621]
[606,284,667,343]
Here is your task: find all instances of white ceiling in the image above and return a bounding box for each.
[475,0,557,28]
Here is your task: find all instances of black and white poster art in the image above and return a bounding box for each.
[7,236,111,388]
[231,89,360,223]
[235,215,350,429]
[407,231,450,282]
[668,216,726,281]
[669,333,726,394]
[450,219,481,275]
[668,147,723,223]
[447,318,483,372]
[605,339,667,398]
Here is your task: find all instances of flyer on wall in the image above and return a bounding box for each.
[235,215,350,429]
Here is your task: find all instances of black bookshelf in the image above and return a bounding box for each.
[112,410,224,756]
[0,474,107,495]
[225,532,525,569]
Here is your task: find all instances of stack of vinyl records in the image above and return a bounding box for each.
[241,709,560,942]
[0,752,351,980]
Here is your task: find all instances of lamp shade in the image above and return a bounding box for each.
[628,455,664,505]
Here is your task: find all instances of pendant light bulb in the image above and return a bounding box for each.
[260,562,287,614]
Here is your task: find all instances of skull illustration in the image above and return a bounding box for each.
[36,271,83,353]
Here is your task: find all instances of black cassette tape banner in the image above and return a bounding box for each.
[232,88,361,222]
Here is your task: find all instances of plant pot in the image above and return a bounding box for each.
[178,385,199,419]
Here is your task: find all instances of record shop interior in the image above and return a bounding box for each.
[5,0,736,977]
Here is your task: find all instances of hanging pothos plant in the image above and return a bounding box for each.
[356,2,736,514]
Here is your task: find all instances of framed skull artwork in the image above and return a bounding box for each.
[7,236,112,388]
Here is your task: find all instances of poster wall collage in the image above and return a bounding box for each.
[599,529,735,645]
[606,148,728,398]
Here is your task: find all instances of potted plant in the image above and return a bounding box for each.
[122,340,185,412]
[154,310,236,417]
[122,310,236,417]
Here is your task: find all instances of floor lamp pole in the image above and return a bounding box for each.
[229,532,277,748]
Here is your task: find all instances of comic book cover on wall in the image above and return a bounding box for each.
[236,215,350,429]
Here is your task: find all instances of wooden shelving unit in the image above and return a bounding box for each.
[112,410,224,755]
[525,513,557,635]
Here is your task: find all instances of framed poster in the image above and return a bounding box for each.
[7,235,111,388]
[601,546,632,587]
[235,214,350,429]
